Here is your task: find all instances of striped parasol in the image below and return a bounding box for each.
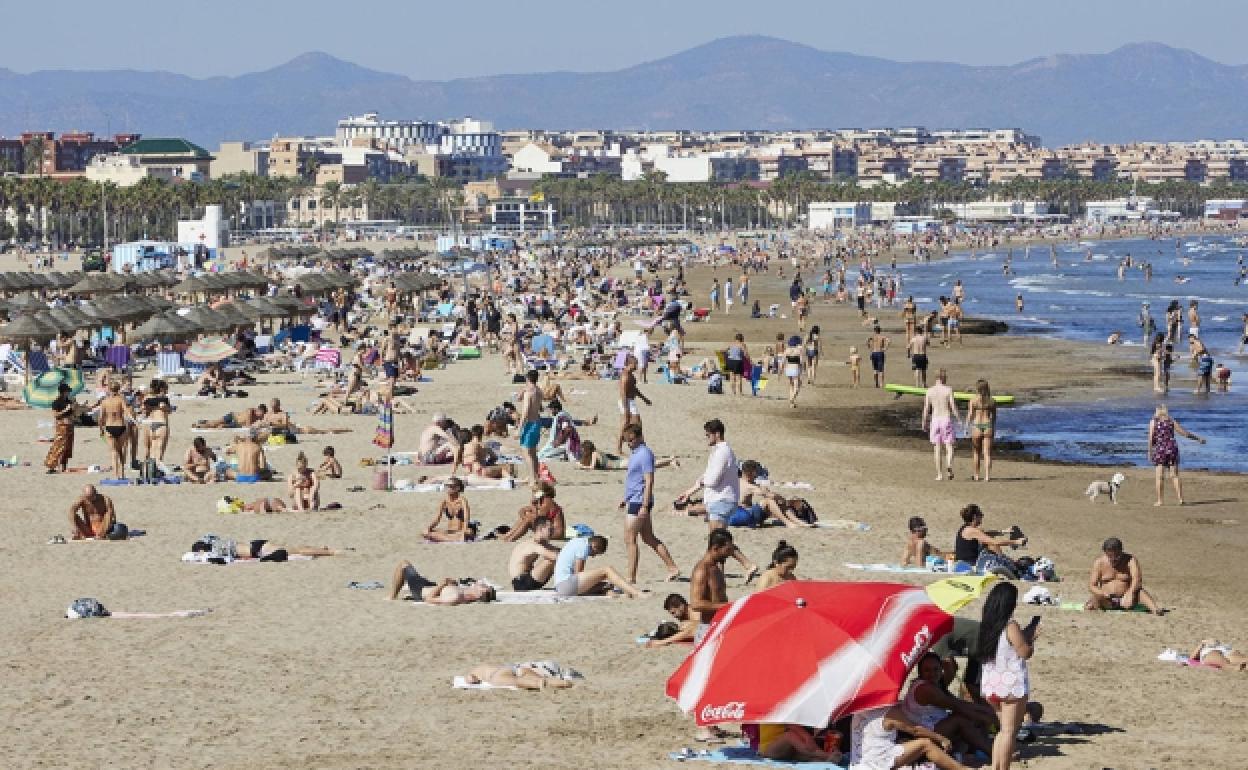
[372,400,394,450]
[185,336,238,364]
[22,367,86,408]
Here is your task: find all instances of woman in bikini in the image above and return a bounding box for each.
[501,483,565,542]
[140,378,172,465]
[97,382,132,480]
[461,663,574,690]
[287,451,321,511]
[782,335,806,408]
[804,326,822,385]
[756,541,800,591]
[965,379,997,482]
[424,478,475,542]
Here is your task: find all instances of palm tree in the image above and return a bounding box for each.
[320,180,343,235]
[23,136,47,177]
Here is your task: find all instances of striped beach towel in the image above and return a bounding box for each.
[372,400,394,450]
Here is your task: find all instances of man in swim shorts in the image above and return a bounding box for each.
[1085,537,1163,615]
[907,327,930,388]
[517,369,543,488]
[615,354,651,453]
[921,369,960,481]
[507,517,560,591]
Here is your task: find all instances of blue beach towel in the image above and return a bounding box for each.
[669,746,846,769]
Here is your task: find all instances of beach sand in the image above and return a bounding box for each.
[1,253,1245,769]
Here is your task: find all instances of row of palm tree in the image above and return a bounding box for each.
[533,173,1248,229]
[0,173,470,246]
[4,170,1247,245]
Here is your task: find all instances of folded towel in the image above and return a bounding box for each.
[109,609,212,619]
[815,520,871,531]
[843,563,939,574]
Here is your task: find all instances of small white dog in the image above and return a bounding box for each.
[1085,472,1126,503]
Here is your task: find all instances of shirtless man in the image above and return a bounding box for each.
[195,404,267,430]
[907,326,931,388]
[97,382,132,480]
[264,398,293,435]
[507,517,561,591]
[921,368,960,481]
[227,433,271,482]
[517,370,543,488]
[1085,537,1163,615]
[380,323,401,393]
[867,325,890,388]
[69,485,127,540]
[418,413,460,465]
[645,594,699,648]
[738,460,813,528]
[615,354,652,453]
[901,296,918,340]
[689,529,736,742]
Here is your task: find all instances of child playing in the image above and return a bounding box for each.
[848,346,862,388]
[318,446,342,479]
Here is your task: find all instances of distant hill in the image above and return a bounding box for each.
[2,36,1247,147]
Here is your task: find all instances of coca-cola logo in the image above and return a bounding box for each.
[900,625,933,668]
[701,701,746,721]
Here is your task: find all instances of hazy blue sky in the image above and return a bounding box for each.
[4,0,1243,78]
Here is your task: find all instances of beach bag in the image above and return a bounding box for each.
[788,498,818,525]
[727,506,759,528]
[66,598,110,619]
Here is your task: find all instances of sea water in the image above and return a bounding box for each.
[891,235,1248,472]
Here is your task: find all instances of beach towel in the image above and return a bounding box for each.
[452,675,517,691]
[1157,649,1222,668]
[843,563,941,574]
[637,635,693,646]
[1055,601,1152,613]
[412,590,610,605]
[815,520,871,531]
[668,746,846,769]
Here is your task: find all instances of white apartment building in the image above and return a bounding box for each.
[808,202,871,229]
[85,153,176,187]
[336,113,443,153]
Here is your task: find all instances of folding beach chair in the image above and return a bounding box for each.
[27,350,51,376]
[158,351,190,384]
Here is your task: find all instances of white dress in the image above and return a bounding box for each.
[981,628,1030,700]
[902,680,949,730]
[849,707,905,770]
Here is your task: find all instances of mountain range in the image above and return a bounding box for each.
[1,36,1246,148]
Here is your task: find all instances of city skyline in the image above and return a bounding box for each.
[0,0,1245,79]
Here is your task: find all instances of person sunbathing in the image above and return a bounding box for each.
[901,516,953,567]
[551,534,645,599]
[194,405,267,430]
[1188,640,1248,670]
[738,461,814,528]
[386,562,497,604]
[1085,537,1163,615]
[756,724,841,764]
[424,478,476,542]
[575,440,678,471]
[508,517,561,591]
[501,483,565,542]
[184,437,218,484]
[287,452,320,511]
[68,485,128,540]
[644,594,699,648]
[460,663,573,690]
[453,427,517,481]
[189,537,340,560]
[318,446,343,479]
[241,497,288,513]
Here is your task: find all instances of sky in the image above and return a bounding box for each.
[3,0,1244,79]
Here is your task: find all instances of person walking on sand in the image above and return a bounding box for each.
[615,354,651,453]
[922,369,961,481]
[782,335,806,408]
[1148,404,1205,506]
[867,325,889,388]
[965,379,997,482]
[907,326,930,389]
[518,370,543,489]
[620,424,681,583]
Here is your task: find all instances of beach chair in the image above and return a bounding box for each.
[254,335,273,355]
[27,350,51,376]
[273,328,291,349]
[158,351,191,384]
[1,346,22,387]
[289,325,311,344]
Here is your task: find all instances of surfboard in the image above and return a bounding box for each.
[884,383,1015,405]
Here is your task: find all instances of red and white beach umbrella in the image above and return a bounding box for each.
[665,577,995,727]
[185,336,238,364]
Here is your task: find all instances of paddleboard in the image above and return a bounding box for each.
[884,383,1015,405]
